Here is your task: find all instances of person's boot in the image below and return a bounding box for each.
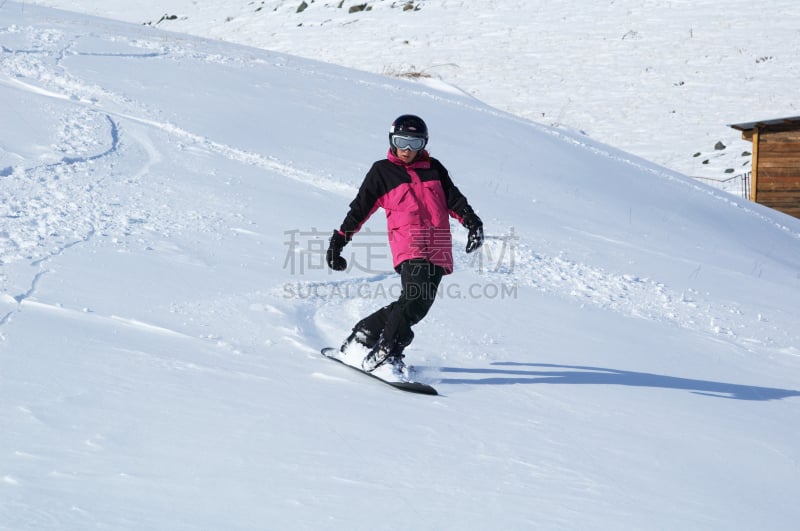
[362,334,411,373]
[339,328,377,358]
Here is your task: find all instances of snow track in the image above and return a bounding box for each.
[463,235,799,352]
[1,21,343,310]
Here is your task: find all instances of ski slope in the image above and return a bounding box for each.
[2,3,800,530]
[27,0,800,184]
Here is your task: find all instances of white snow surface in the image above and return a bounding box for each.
[2,2,800,530]
[25,0,800,187]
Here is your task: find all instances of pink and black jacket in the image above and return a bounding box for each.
[338,149,477,274]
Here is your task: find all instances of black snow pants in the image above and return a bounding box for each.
[353,258,445,355]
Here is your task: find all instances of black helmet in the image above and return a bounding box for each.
[389,114,428,138]
[389,114,428,152]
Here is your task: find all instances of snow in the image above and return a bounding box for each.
[2,1,800,530]
[24,0,800,188]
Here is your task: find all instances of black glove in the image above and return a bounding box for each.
[463,211,484,254]
[326,230,348,271]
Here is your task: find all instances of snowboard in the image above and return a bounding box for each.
[320,347,438,396]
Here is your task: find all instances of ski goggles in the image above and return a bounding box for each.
[391,135,427,151]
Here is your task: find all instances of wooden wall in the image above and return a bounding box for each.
[744,124,800,218]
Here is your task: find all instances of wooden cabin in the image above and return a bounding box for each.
[730,116,800,218]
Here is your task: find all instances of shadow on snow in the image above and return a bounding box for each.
[439,362,800,401]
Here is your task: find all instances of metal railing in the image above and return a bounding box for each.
[693,171,751,199]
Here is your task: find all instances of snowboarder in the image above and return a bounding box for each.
[326,114,483,374]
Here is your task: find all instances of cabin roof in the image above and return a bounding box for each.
[729,115,800,132]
